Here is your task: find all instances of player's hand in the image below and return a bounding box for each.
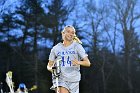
[72,59,80,66]
[47,66,53,73]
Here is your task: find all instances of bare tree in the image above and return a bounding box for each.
[111,0,140,93]
[47,0,76,46]
[81,0,108,93]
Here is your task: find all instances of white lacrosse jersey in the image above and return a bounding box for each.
[49,42,88,82]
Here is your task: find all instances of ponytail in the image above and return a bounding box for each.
[73,35,82,44]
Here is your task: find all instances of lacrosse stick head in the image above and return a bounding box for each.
[6,71,13,78]
[29,85,37,91]
[53,58,62,77]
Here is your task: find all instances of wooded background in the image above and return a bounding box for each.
[0,0,140,93]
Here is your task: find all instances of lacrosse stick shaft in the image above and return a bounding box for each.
[0,82,3,93]
[56,77,59,93]
[1,89,3,93]
[55,59,61,93]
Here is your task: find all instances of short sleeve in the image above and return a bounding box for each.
[76,44,88,59]
[49,47,56,61]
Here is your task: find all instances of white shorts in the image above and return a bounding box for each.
[50,78,79,93]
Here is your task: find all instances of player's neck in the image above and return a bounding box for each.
[63,40,73,47]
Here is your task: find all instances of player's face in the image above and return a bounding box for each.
[64,27,75,41]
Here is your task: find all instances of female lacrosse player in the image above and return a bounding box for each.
[47,25,91,93]
[15,83,28,93]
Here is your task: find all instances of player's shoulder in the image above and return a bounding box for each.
[53,42,63,49]
[73,42,82,47]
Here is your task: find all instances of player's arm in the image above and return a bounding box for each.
[47,60,54,73]
[72,56,91,67]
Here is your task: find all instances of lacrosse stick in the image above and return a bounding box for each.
[28,85,37,92]
[6,71,14,93]
[0,82,3,93]
[52,58,62,93]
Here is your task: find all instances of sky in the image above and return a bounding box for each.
[0,0,140,52]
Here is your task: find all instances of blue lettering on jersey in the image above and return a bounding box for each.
[67,56,72,66]
[57,50,76,56]
[58,50,75,67]
[61,56,72,67]
[62,56,65,66]
[57,52,61,56]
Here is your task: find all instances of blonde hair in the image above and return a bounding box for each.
[62,25,76,32]
[62,25,82,44]
[73,34,82,44]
